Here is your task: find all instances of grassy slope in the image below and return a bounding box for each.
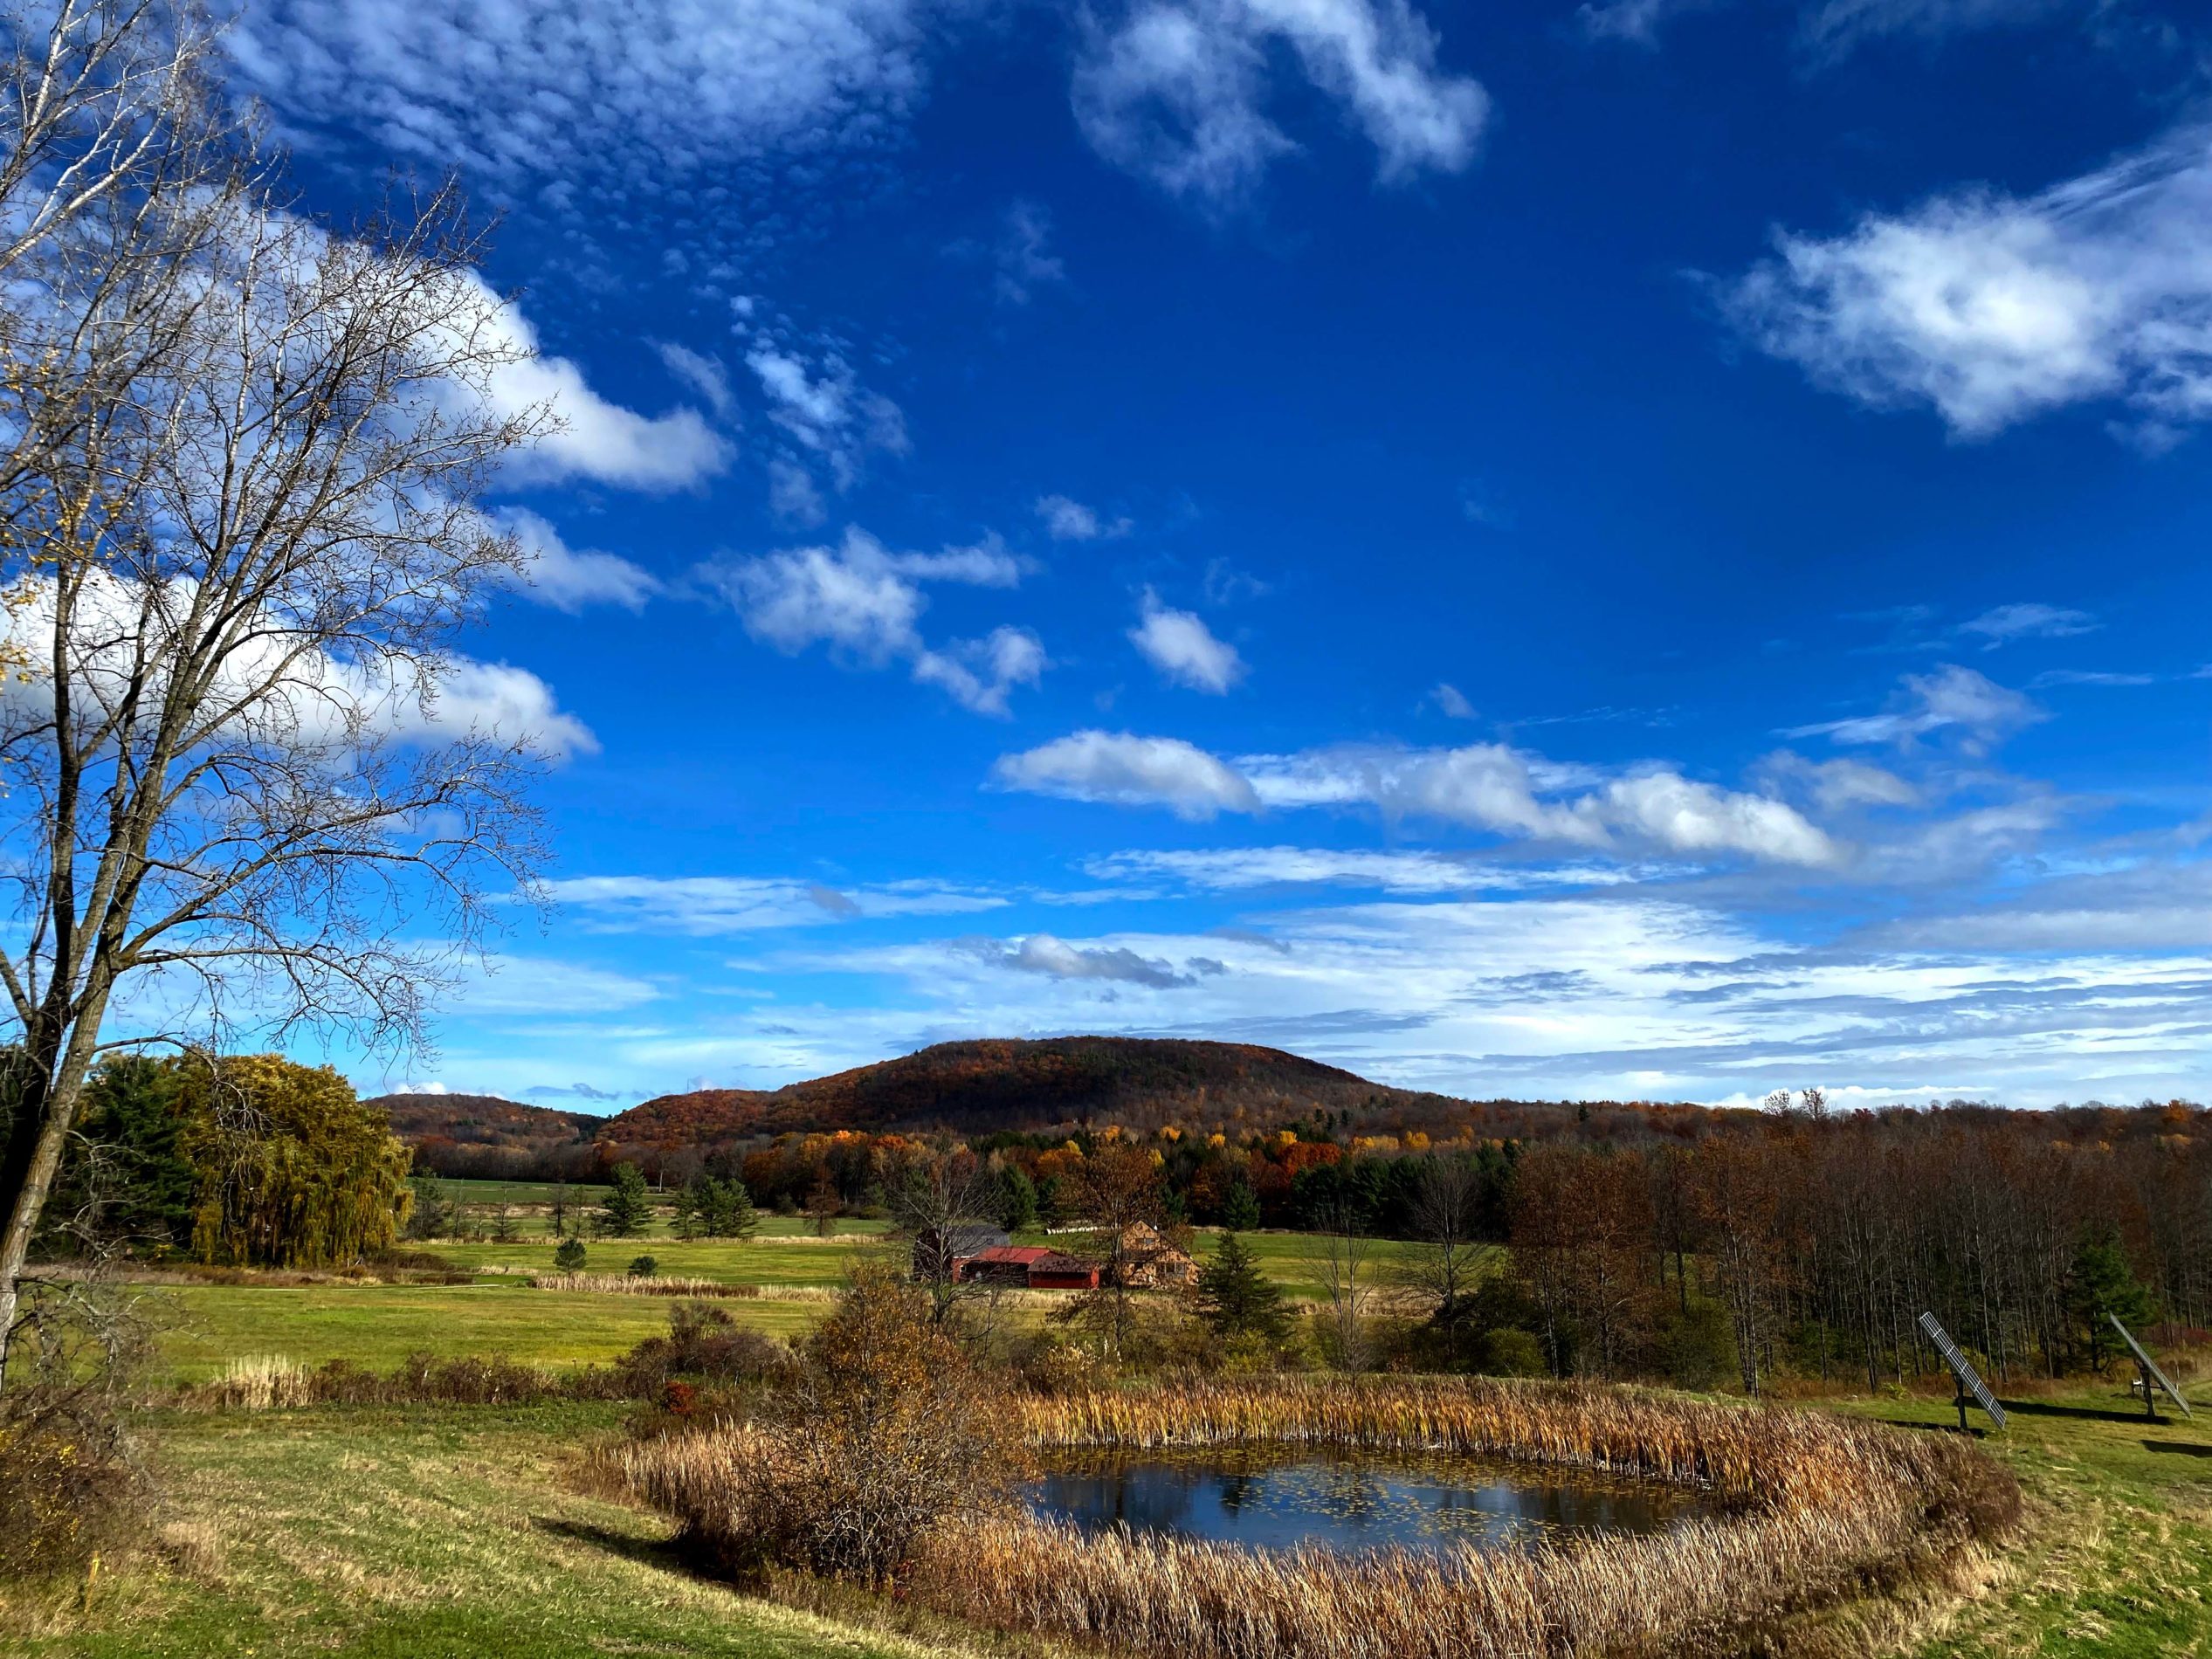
[3,1379,2206,1656]
[3,1402,985,1659]
[1847,1389,2212,1657]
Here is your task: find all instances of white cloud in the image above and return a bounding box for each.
[1757,752,1922,811]
[993,201,1066,305]
[1958,602,2098,646]
[969,933,1214,988]
[1,567,597,762]
[451,952,662,1014]
[913,626,1049,717]
[228,0,931,185]
[1801,0,2070,57]
[989,730,1263,819]
[655,341,737,418]
[471,277,730,491]
[1724,125,2212,439]
[1130,589,1246,692]
[1429,682,1476,719]
[1088,846,1632,892]
[1072,0,1488,205]
[698,527,1041,714]
[412,658,600,760]
[995,731,1836,864]
[1036,493,1131,540]
[1785,664,2044,751]
[545,873,1007,934]
[746,343,908,489]
[767,458,828,526]
[498,509,659,613]
[1578,0,1713,44]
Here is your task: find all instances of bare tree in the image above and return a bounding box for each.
[0,6,555,1376]
[886,1146,997,1329]
[1055,1141,1162,1360]
[1403,1154,1485,1329]
[1305,1188,1375,1370]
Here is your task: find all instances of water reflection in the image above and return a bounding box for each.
[1030,1449,1706,1555]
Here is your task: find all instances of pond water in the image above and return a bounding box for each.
[1029,1449,1711,1555]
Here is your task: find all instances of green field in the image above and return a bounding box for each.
[5,1374,2206,1657]
[127,1227,1437,1385]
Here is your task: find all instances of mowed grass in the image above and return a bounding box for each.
[134,1225,1435,1385]
[1833,1384,2212,1658]
[139,1280,824,1384]
[1,1402,993,1659]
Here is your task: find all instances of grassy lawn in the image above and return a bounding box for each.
[138,1280,824,1384]
[0,1402,985,1659]
[1838,1384,2212,1658]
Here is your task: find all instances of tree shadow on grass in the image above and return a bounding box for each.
[531,1515,693,1574]
[1996,1398,2167,1427]
[1878,1418,1998,1441]
[2143,1439,2211,1457]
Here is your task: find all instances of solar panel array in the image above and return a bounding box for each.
[1919,1311,2008,1428]
[2110,1314,2195,1420]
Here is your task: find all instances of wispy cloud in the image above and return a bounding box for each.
[1783,664,2043,752]
[1723,123,2212,441]
[1071,0,1490,206]
[695,527,1043,715]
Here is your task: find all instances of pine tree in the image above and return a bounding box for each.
[670,1180,703,1241]
[554,1236,587,1271]
[1223,1181,1262,1232]
[598,1162,654,1238]
[1196,1231,1289,1344]
[996,1165,1039,1233]
[2069,1226,2153,1367]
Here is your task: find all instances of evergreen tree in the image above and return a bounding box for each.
[1196,1231,1289,1344]
[670,1181,703,1241]
[996,1165,1039,1233]
[2069,1226,2153,1367]
[697,1176,761,1242]
[598,1162,654,1238]
[1223,1180,1262,1232]
[41,1053,196,1255]
[554,1236,587,1271]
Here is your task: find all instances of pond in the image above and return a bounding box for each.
[1029,1448,1712,1555]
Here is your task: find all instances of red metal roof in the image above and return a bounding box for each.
[966,1245,1052,1266]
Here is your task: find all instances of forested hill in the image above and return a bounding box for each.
[603,1036,1459,1151]
[370,1092,602,1181]
[380,1036,1753,1180]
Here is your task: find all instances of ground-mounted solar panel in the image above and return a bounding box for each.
[2110,1314,2194,1421]
[1919,1311,2007,1431]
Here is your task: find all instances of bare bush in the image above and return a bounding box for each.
[618,1264,1021,1587]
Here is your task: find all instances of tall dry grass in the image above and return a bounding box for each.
[619,1373,2020,1659]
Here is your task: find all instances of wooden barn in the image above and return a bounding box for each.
[951,1244,1101,1290]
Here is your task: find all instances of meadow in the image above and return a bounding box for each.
[127,1221,1433,1384]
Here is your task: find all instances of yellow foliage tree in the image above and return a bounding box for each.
[176,1054,412,1268]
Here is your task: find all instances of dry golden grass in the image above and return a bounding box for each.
[621,1373,2022,1659]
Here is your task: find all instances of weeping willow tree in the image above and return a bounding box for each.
[175,1054,411,1267]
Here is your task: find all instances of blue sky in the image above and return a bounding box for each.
[223,0,2212,1109]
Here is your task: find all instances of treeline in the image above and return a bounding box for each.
[37,1053,413,1268]
[1484,1103,2210,1392]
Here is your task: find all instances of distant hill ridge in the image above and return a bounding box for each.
[373,1036,1481,1176]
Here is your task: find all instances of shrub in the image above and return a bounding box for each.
[553,1236,587,1271]
[628,1255,658,1278]
[1478,1327,1547,1377]
[0,1289,149,1582]
[618,1263,1020,1587]
[617,1303,791,1396]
